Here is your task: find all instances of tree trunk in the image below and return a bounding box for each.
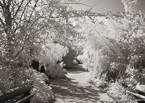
[3,3,15,64]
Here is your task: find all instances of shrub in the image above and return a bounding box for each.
[107,82,137,103]
[29,69,54,103]
[29,41,69,78]
[76,11,145,86]
[0,66,32,94]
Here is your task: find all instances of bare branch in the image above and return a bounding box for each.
[28,0,39,20]
[127,90,145,99]
[49,13,105,19]
[2,0,6,6]
[14,46,24,59]
[14,0,25,17]
[63,2,91,7]
[19,0,31,23]
[95,29,116,54]
[14,27,29,59]
[64,0,101,7]
[30,16,46,27]
[7,0,12,6]
[0,17,6,31]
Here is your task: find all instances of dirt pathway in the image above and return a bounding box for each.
[50,66,113,103]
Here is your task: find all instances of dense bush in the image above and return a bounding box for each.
[76,11,145,88]
[35,41,69,78]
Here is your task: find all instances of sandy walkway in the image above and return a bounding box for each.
[50,67,113,103]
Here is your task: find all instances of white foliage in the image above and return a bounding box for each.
[36,41,69,78]
[30,70,54,103]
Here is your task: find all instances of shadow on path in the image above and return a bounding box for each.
[50,66,101,103]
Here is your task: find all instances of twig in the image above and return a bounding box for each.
[7,0,12,6]
[14,0,25,17]
[126,90,145,99]
[106,92,119,103]
[95,29,116,54]
[19,0,31,23]
[14,46,24,59]
[16,92,36,103]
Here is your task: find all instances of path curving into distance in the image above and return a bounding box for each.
[50,66,113,103]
